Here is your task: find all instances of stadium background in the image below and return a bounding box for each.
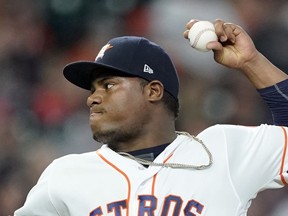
[0,0,287,215]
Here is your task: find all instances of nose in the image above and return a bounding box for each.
[87,91,103,107]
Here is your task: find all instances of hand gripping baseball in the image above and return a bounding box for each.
[184,19,259,70]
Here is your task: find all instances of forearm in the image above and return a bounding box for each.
[240,52,288,89]
[241,51,288,126]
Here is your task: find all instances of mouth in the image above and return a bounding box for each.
[90,108,105,119]
[90,112,102,116]
[89,112,104,123]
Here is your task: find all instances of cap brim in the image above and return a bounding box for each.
[63,61,130,90]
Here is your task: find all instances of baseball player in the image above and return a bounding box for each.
[15,19,288,216]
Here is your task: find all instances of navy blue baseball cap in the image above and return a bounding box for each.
[63,36,179,100]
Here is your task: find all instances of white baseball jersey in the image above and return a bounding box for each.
[15,124,288,216]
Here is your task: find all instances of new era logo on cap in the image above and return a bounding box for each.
[143,64,153,74]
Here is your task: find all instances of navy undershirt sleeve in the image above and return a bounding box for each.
[257,79,288,126]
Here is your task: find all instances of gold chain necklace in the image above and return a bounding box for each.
[118,131,213,170]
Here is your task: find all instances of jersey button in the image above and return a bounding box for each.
[138,166,145,170]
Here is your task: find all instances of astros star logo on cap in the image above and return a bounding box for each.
[95,44,113,61]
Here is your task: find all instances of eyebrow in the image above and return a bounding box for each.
[95,76,116,83]
[90,76,119,90]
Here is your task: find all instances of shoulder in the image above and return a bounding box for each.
[52,151,97,167]
[197,124,287,145]
[34,151,101,191]
[43,151,98,176]
[199,123,283,134]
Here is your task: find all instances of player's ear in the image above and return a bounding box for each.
[145,80,164,102]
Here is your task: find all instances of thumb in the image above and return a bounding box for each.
[207,41,223,51]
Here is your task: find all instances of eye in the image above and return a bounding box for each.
[105,82,115,89]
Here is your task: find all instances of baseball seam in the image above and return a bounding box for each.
[192,28,215,49]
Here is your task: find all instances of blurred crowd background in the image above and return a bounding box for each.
[0,0,288,215]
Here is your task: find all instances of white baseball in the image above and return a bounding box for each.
[188,21,218,52]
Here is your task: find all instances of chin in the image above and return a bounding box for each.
[92,129,117,144]
[92,128,137,151]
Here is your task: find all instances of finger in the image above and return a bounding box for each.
[184,19,199,39]
[213,19,228,42]
[207,41,223,51]
[223,23,237,43]
[185,19,199,30]
[183,29,189,39]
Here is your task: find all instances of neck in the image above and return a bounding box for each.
[112,129,177,152]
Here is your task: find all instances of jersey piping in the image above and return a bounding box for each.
[96,151,131,216]
[151,153,174,195]
[280,126,288,185]
[275,83,288,100]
